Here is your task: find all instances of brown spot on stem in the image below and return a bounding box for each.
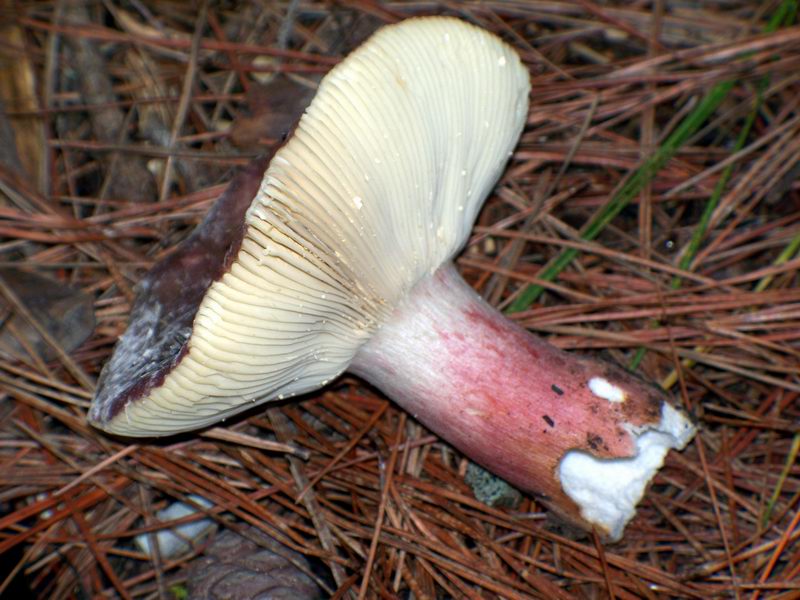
[586,433,604,452]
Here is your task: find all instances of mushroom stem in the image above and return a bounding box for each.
[351,262,694,540]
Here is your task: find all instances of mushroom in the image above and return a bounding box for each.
[89,17,695,541]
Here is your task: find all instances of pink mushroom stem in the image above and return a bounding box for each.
[351,262,694,539]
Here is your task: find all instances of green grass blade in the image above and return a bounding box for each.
[507,0,796,314]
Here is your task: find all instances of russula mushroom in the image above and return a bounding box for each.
[89,17,695,541]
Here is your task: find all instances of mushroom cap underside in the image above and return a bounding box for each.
[89,16,531,436]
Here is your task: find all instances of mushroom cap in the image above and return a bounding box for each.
[89,16,531,436]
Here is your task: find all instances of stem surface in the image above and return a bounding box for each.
[352,263,694,539]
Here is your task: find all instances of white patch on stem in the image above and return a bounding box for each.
[588,377,626,403]
[557,403,695,541]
